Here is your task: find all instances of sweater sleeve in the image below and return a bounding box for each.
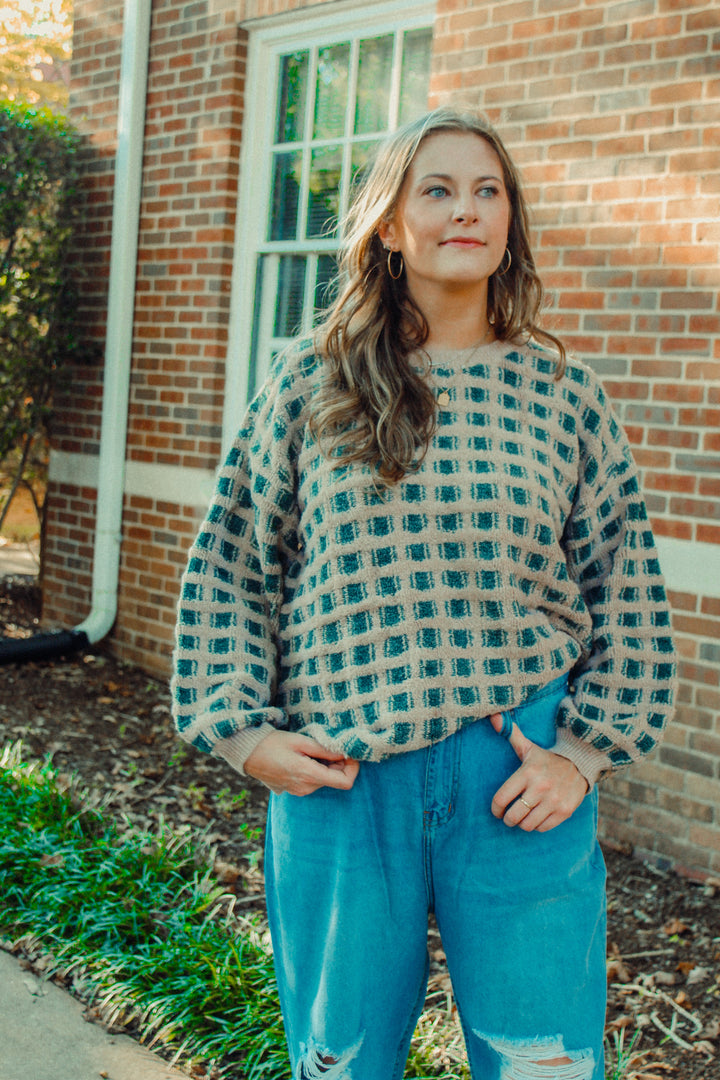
[552,367,677,786]
[170,351,306,774]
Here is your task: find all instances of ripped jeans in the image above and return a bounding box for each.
[265,675,606,1079]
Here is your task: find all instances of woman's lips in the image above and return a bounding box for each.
[441,238,485,246]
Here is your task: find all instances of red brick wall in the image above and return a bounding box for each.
[116,495,200,674]
[46,0,719,872]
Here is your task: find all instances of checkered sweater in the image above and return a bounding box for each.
[172,339,676,786]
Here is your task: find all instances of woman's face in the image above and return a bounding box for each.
[379,131,511,307]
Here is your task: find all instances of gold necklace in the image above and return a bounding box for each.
[433,326,495,407]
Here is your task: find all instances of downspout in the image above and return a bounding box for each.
[0,0,152,664]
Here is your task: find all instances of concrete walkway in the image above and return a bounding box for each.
[0,950,189,1080]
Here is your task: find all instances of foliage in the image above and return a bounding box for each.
[0,746,457,1079]
[0,0,72,110]
[0,97,85,539]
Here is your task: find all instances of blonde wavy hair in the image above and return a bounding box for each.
[309,107,566,483]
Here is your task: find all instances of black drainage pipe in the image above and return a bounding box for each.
[0,629,90,665]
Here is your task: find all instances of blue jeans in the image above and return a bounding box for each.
[265,676,607,1079]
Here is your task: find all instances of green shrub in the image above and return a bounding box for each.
[0,100,87,537]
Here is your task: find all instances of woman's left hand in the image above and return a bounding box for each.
[488,713,589,832]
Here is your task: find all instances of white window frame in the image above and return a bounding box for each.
[223,0,435,456]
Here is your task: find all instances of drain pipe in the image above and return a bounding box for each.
[0,0,152,664]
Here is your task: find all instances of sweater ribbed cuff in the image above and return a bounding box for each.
[212,722,277,776]
[552,728,613,788]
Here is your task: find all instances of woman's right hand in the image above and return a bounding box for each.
[244,730,360,796]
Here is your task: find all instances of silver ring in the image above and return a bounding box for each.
[519,797,533,811]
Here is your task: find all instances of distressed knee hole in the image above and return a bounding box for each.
[473,1030,595,1080]
[298,1054,336,1078]
[296,1035,363,1080]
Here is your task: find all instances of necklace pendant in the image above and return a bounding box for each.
[437,389,450,406]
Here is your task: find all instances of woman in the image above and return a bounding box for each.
[172,108,676,1080]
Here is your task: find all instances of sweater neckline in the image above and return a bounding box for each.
[417,338,512,372]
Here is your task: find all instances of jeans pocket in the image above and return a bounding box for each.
[497,674,569,748]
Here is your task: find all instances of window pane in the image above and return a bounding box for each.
[269,150,302,241]
[398,27,432,126]
[351,139,378,192]
[314,43,350,140]
[274,255,307,337]
[307,144,342,239]
[276,51,309,143]
[355,35,394,135]
[315,253,339,318]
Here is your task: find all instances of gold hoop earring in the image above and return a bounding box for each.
[387,249,404,280]
[497,248,512,277]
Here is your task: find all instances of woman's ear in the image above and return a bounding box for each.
[377,218,396,250]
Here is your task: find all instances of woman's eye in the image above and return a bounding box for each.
[479,185,499,198]
[425,185,448,198]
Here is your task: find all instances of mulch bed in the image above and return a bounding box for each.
[0,576,718,1079]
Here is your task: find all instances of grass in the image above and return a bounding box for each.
[604,1027,672,1080]
[0,744,463,1079]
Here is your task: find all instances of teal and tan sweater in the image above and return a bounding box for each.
[171,339,676,786]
